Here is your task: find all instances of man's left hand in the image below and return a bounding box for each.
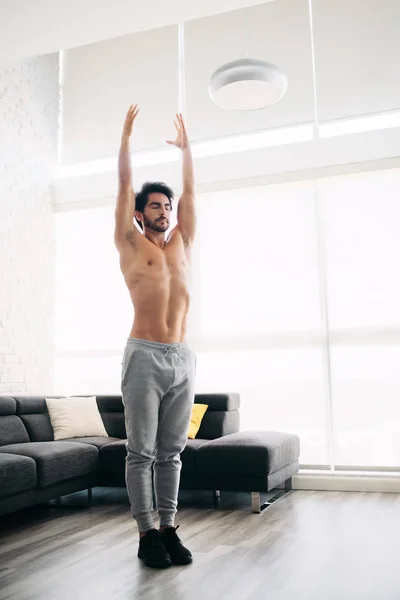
[166,114,189,150]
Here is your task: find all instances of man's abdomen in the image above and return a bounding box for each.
[130,287,190,344]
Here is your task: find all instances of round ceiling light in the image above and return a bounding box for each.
[208,58,288,111]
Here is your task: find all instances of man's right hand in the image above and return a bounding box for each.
[118,105,139,187]
[122,104,140,138]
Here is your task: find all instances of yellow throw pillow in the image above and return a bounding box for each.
[188,404,208,439]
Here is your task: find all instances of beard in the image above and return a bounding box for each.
[143,215,169,233]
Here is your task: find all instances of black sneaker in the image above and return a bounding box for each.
[138,529,172,569]
[159,526,193,565]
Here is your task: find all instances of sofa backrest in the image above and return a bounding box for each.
[0,392,241,443]
[0,397,30,446]
[95,396,126,438]
[195,394,240,439]
[94,394,241,440]
[15,397,56,441]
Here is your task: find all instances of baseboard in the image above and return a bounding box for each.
[292,473,400,493]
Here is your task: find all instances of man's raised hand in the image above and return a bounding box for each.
[122,104,140,138]
[166,113,189,150]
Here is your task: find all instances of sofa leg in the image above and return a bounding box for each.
[213,490,221,506]
[252,480,294,514]
[252,492,261,514]
[87,487,93,507]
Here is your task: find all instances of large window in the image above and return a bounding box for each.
[197,182,321,336]
[54,168,400,470]
[55,206,132,353]
[320,169,400,467]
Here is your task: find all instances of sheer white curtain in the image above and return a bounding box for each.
[54,206,131,352]
[54,206,132,395]
[192,182,328,466]
[320,168,400,467]
[54,168,400,469]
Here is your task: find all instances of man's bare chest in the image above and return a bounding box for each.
[122,241,189,289]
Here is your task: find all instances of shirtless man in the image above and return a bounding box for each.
[114,105,196,569]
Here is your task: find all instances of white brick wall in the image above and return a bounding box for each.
[0,54,59,395]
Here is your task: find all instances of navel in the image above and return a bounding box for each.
[147,259,153,266]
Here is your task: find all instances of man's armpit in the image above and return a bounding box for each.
[126,229,138,248]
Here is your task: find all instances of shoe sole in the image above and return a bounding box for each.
[138,553,172,569]
[169,555,193,566]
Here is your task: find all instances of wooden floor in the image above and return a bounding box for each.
[1,488,400,600]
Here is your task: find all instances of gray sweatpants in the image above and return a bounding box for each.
[121,337,196,532]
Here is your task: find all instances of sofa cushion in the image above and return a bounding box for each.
[98,439,126,485]
[98,439,126,463]
[0,453,37,498]
[197,410,240,440]
[15,396,56,414]
[0,442,98,489]
[19,414,54,442]
[0,397,17,416]
[0,398,30,447]
[96,396,126,438]
[97,438,206,481]
[14,396,55,442]
[188,404,208,439]
[59,436,120,449]
[181,439,208,473]
[196,431,301,476]
[45,396,108,440]
[194,394,240,440]
[0,416,30,447]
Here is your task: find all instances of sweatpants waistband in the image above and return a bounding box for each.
[126,337,189,353]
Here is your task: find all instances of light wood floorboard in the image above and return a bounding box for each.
[1,489,400,600]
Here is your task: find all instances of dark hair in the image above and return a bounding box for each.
[135,182,174,230]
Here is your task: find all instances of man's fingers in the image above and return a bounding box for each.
[123,105,139,135]
[125,106,134,121]
[179,113,187,131]
[128,104,139,117]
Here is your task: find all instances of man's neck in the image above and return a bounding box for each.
[144,228,166,249]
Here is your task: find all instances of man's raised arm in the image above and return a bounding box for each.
[167,114,196,248]
[114,104,140,249]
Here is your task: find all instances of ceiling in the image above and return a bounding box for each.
[0,0,273,68]
[58,0,400,164]
[2,0,399,166]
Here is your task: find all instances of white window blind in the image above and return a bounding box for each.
[60,25,179,164]
[314,0,400,122]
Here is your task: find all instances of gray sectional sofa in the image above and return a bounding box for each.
[0,394,300,516]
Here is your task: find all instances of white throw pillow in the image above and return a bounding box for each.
[45,396,108,440]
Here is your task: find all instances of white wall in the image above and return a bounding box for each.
[0,0,272,68]
[0,54,59,395]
